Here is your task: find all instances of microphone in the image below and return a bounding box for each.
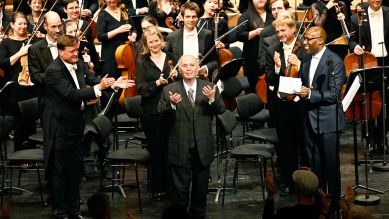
[316,74,326,102]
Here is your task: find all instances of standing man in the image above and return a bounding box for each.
[43,34,132,219]
[349,0,389,150]
[28,11,62,102]
[158,54,225,219]
[264,15,309,194]
[165,2,217,80]
[299,26,345,215]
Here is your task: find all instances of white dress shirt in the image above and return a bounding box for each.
[46,37,58,59]
[309,47,326,87]
[183,28,199,58]
[368,7,387,57]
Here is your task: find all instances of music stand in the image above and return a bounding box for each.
[213,58,244,83]
[343,67,387,205]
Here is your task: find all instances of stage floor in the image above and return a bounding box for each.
[2,119,389,219]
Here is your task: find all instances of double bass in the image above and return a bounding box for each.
[116,4,137,107]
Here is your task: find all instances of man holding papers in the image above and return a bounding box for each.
[263,15,309,194]
[299,26,346,215]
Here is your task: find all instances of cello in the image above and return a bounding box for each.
[116,4,138,108]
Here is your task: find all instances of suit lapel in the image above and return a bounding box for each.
[177,81,192,119]
[40,39,54,66]
[383,7,389,49]
[363,12,372,46]
[177,29,184,56]
[57,59,78,88]
[198,30,205,54]
[312,49,329,89]
[76,62,85,89]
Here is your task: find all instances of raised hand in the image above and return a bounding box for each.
[114,76,135,89]
[98,74,115,90]
[202,85,216,102]
[169,91,182,105]
[156,74,168,86]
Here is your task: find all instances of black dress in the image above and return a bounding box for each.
[148,1,179,31]
[26,14,47,38]
[0,38,37,151]
[96,9,136,79]
[135,52,177,197]
[237,11,273,92]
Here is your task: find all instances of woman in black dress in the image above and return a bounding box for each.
[237,0,273,92]
[136,26,177,201]
[26,0,46,39]
[96,0,137,79]
[148,0,179,35]
[0,12,37,151]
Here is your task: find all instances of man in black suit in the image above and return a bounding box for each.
[264,15,309,193]
[299,26,345,214]
[28,11,62,100]
[349,0,389,149]
[44,34,132,219]
[165,2,217,80]
[158,54,225,219]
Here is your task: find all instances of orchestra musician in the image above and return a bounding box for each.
[28,11,62,106]
[26,0,46,39]
[197,0,230,49]
[299,26,345,214]
[136,26,177,202]
[158,54,225,219]
[63,0,93,43]
[263,14,309,194]
[310,0,350,44]
[96,0,137,80]
[0,12,38,151]
[121,0,149,40]
[148,0,180,35]
[51,0,99,20]
[165,2,218,80]
[43,34,133,219]
[237,0,273,93]
[0,0,11,43]
[348,0,389,151]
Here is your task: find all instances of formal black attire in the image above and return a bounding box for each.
[0,9,10,35]
[96,9,136,79]
[122,0,149,40]
[148,1,179,32]
[264,39,309,187]
[300,47,345,211]
[26,14,47,37]
[165,28,218,79]
[136,52,176,198]
[51,0,99,19]
[158,79,225,219]
[0,38,37,151]
[43,57,101,218]
[237,10,273,92]
[197,15,230,49]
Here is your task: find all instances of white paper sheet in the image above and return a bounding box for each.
[278,76,302,98]
[342,75,361,111]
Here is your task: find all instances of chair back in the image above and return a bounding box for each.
[222,77,242,100]
[18,97,39,121]
[236,93,263,119]
[214,58,243,83]
[92,115,112,138]
[0,118,10,162]
[124,95,142,118]
[217,110,237,134]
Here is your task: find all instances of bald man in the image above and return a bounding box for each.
[299,26,345,214]
[158,55,225,219]
[28,11,62,99]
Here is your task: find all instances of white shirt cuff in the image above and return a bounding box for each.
[94,85,102,97]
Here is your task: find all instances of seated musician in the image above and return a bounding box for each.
[263,14,309,194]
[165,2,217,80]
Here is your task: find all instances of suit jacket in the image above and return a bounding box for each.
[121,0,149,16]
[165,28,218,74]
[158,79,225,167]
[300,48,345,134]
[349,6,389,54]
[28,38,54,87]
[50,0,99,19]
[43,58,100,176]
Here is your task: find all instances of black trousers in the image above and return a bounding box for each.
[166,147,210,219]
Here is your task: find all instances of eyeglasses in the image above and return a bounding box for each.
[303,37,321,42]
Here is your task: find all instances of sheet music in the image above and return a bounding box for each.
[342,75,361,111]
[278,76,302,97]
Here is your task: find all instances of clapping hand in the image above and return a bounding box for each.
[202,85,216,102]
[113,76,135,89]
[98,74,115,90]
[168,91,182,105]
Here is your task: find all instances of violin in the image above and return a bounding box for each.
[165,0,180,31]
[116,4,138,108]
[214,12,233,67]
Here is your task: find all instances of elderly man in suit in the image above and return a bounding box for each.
[158,54,225,219]
[165,2,217,81]
[44,34,132,219]
[299,26,345,215]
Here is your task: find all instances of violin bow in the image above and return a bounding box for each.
[32,0,49,34]
[78,1,107,40]
[75,0,85,38]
